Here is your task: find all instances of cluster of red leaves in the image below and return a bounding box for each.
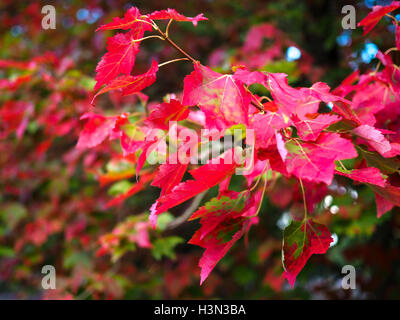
[0,30,137,297]
[75,3,400,288]
[97,215,153,260]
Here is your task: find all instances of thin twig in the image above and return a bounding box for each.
[299,178,308,220]
[165,191,207,230]
[253,171,268,217]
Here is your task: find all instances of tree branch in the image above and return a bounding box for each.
[166,191,206,230]
[154,24,198,64]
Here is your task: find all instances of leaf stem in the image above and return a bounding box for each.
[165,19,173,37]
[299,178,308,220]
[254,172,268,217]
[337,159,347,171]
[260,96,273,103]
[244,86,265,112]
[158,58,190,68]
[385,47,399,55]
[131,35,165,43]
[386,14,399,25]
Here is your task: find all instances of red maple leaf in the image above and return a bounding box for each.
[148,8,207,27]
[151,162,189,196]
[335,167,386,187]
[94,26,152,91]
[250,111,289,149]
[358,1,400,35]
[96,7,151,31]
[282,218,333,288]
[292,113,341,141]
[353,124,392,156]
[284,133,358,185]
[183,63,251,130]
[76,113,118,149]
[188,192,259,284]
[93,60,158,102]
[370,183,400,217]
[147,99,189,129]
[150,151,238,222]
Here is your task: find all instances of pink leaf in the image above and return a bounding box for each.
[76,113,117,149]
[335,167,386,187]
[96,7,151,31]
[152,152,238,218]
[353,124,391,156]
[250,111,289,149]
[94,24,152,90]
[283,219,333,288]
[93,60,158,102]
[151,162,189,196]
[370,183,400,217]
[148,8,207,27]
[293,113,341,141]
[188,193,259,284]
[275,132,288,161]
[233,67,268,86]
[358,2,400,35]
[147,99,189,129]
[183,63,251,130]
[284,133,358,185]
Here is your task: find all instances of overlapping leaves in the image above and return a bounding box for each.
[77,3,400,288]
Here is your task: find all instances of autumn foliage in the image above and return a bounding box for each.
[79,4,400,287]
[2,1,400,299]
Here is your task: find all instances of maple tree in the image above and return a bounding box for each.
[75,3,400,288]
[2,1,400,299]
